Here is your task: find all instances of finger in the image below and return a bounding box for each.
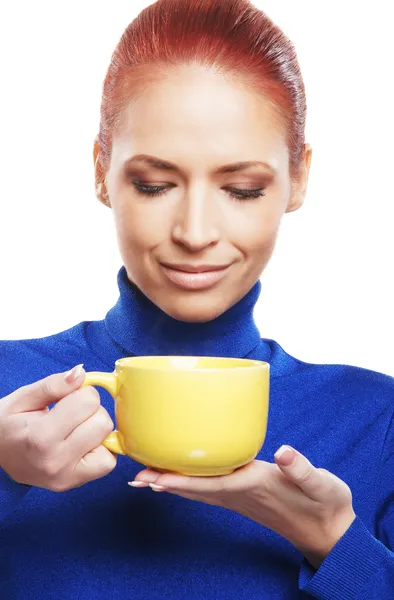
[274,445,325,501]
[133,469,196,491]
[132,460,265,493]
[131,469,210,492]
[150,472,228,494]
[22,407,50,422]
[128,468,162,489]
[128,480,199,501]
[65,406,114,461]
[128,474,205,501]
[73,444,117,485]
[4,365,85,414]
[44,386,101,441]
[133,468,164,482]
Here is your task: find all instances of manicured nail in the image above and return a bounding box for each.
[274,445,294,464]
[128,481,147,487]
[65,364,84,383]
[150,483,166,491]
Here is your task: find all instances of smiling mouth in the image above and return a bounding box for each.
[161,262,231,273]
[160,263,232,290]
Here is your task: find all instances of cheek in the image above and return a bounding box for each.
[113,200,168,250]
[228,203,283,255]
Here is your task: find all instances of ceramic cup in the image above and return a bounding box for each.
[81,356,270,476]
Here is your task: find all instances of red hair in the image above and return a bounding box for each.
[98,0,307,177]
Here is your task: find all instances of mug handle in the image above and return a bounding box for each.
[81,372,126,456]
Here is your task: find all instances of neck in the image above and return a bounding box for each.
[105,267,263,358]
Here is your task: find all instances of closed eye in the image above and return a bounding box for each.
[132,181,266,201]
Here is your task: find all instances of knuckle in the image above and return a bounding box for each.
[319,468,348,489]
[95,407,114,435]
[298,467,314,485]
[77,448,117,484]
[337,478,352,497]
[319,467,336,484]
[79,386,101,411]
[102,452,117,474]
[93,445,117,474]
[41,458,61,479]
[40,377,57,402]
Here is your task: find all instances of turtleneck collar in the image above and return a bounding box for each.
[104,266,263,358]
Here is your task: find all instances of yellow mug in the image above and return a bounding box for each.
[81,356,270,476]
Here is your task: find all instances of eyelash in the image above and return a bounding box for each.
[132,181,266,201]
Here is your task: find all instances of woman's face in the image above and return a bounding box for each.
[94,65,312,322]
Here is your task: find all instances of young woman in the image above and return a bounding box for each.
[0,1,393,599]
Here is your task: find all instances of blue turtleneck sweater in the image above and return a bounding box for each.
[0,266,393,600]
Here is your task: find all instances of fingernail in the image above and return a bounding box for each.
[128,481,147,487]
[150,483,166,491]
[65,364,84,383]
[274,445,294,465]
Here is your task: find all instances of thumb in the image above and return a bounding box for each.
[4,364,85,414]
[274,445,324,501]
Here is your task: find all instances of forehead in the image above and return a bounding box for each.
[111,65,288,172]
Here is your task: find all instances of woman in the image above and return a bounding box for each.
[0,0,393,598]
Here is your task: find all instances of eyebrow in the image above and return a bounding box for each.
[123,154,276,175]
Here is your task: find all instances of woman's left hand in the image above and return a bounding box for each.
[130,445,356,569]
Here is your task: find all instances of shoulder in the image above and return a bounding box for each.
[299,357,394,395]
[0,321,89,398]
[264,337,394,407]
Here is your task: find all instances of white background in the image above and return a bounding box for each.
[0,1,393,376]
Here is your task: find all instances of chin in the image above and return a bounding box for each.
[161,293,228,323]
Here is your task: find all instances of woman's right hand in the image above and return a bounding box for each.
[0,365,117,492]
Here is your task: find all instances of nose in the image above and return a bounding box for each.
[171,184,221,251]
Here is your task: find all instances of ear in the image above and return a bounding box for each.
[93,135,111,207]
[286,143,312,213]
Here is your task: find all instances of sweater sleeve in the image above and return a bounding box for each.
[298,408,394,600]
[298,516,394,599]
[0,468,31,521]
[0,340,34,520]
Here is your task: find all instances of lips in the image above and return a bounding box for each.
[160,263,232,290]
[161,263,230,273]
